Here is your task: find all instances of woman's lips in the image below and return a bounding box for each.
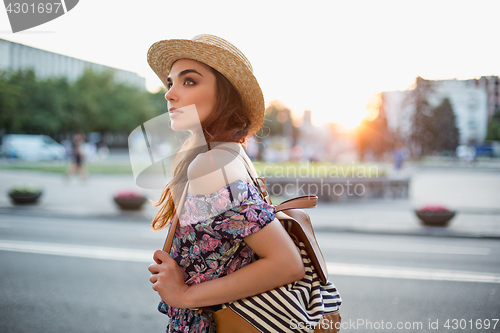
[169,109,182,118]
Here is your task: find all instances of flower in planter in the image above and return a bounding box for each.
[113,190,147,210]
[8,183,43,204]
[113,191,146,200]
[415,204,456,227]
[416,205,451,213]
[9,183,43,195]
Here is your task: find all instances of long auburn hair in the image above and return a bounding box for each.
[150,66,251,230]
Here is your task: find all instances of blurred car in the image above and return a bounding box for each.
[1,134,67,161]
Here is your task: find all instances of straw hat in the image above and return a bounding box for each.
[147,34,265,136]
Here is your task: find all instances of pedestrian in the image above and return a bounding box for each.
[393,143,405,171]
[64,131,87,183]
[146,35,341,332]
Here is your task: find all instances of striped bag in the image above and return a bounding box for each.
[226,240,341,332]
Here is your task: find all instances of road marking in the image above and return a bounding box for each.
[328,263,500,284]
[319,241,491,255]
[0,240,153,263]
[1,240,499,284]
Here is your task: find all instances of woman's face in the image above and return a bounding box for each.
[165,59,217,132]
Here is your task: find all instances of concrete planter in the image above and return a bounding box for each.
[9,191,42,204]
[113,196,146,210]
[415,210,456,227]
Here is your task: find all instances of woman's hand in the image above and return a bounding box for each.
[148,250,191,308]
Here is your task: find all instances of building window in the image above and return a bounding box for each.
[468,96,478,111]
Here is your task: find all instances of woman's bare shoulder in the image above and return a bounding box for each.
[187,145,252,195]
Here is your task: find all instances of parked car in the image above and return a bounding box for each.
[1,134,67,161]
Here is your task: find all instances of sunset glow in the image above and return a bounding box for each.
[1,1,498,133]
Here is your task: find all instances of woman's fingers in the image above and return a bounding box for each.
[153,249,171,264]
[148,263,160,274]
[149,249,191,307]
[149,250,176,283]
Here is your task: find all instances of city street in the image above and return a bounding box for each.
[2,2,500,332]
[1,213,499,333]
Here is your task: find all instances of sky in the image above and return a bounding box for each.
[1,0,499,129]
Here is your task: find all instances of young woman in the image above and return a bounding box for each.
[146,35,307,332]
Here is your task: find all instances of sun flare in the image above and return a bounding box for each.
[306,93,381,130]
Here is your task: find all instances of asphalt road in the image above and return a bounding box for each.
[1,214,499,333]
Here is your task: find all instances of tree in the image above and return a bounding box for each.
[0,68,156,142]
[355,93,395,160]
[0,70,23,133]
[432,98,459,152]
[406,77,460,156]
[408,77,435,157]
[486,107,500,141]
[356,114,395,161]
[264,100,299,142]
[0,69,69,136]
[149,88,168,116]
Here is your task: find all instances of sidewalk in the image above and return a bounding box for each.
[310,200,500,238]
[0,168,499,238]
[0,169,163,222]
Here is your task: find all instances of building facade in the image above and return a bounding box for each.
[0,38,145,89]
[464,76,500,121]
[382,77,493,145]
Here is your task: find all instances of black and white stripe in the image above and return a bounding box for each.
[228,241,342,333]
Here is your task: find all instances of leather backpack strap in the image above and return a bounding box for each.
[163,181,190,253]
[276,209,329,284]
[275,195,318,212]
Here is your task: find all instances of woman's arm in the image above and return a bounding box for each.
[149,217,305,309]
[148,148,305,308]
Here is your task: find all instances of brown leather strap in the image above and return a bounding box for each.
[163,181,190,253]
[275,195,318,212]
[314,311,341,332]
[276,209,329,284]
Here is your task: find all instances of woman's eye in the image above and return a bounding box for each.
[166,83,173,90]
[184,79,195,86]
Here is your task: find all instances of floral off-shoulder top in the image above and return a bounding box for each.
[158,179,276,333]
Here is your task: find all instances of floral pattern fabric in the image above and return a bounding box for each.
[158,179,276,333]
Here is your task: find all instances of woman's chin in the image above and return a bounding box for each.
[169,120,186,132]
[170,122,198,133]
[170,124,182,131]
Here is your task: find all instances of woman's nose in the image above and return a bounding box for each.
[165,87,178,103]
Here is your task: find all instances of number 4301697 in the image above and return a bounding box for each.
[444,319,498,330]
[6,3,62,14]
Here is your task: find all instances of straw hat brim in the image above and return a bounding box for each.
[147,38,265,136]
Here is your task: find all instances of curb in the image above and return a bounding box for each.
[2,209,499,239]
[313,225,500,239]
[0,208,153,223]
